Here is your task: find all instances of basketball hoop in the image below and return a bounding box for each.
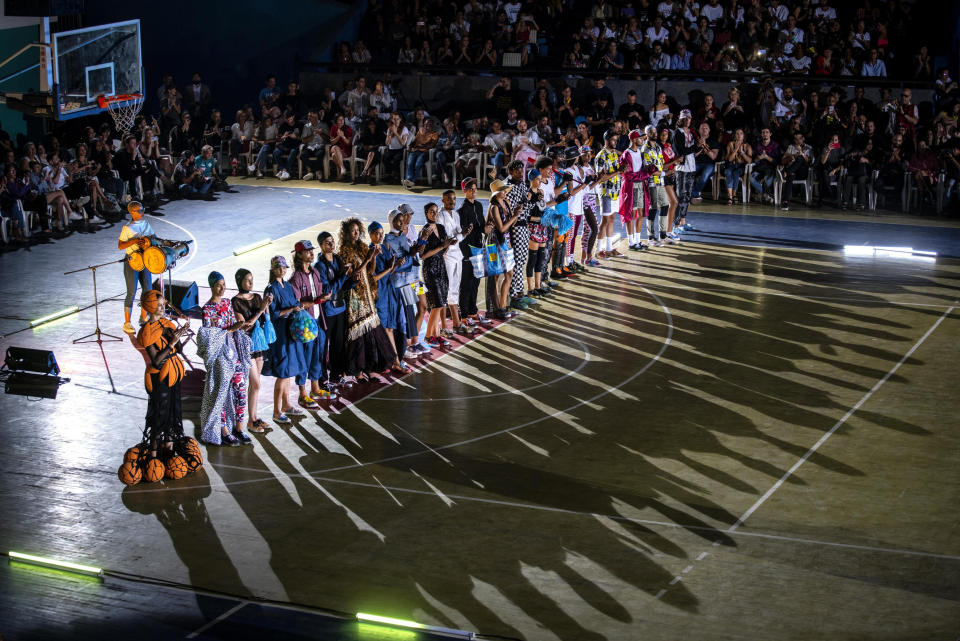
[97,93,144,136]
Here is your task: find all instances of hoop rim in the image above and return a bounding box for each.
[96,93,144,110]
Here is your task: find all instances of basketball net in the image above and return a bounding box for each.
[98,94,144,136]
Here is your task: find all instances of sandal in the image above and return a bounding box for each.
[299,395,320,409]
[248,421,266,433]
[284,406,304,415]
[726,197,734,205]
[273,413,291,425]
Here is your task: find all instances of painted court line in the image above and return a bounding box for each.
[728,303,956,532]
[186,601,248,638]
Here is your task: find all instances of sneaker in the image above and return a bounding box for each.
[247,163,256,173]
[650,238,663,247]
[683,223,696,231]
[89,215,105,224]
[256,170,264,178]
[314,385,339,400]
[610,248,624,257]
[273,413,291,425]
[691,196,703,204]
[628,243,643,252]
[402,179,414,189]
[221,433,240,446]
[403,349,419,360]
[122,321,136,334]
[587,259,601,267]
[456,323,475,335]
[279,170,290,180]
[504,309,518,319]
[521,295,537,306]
[299,395,320,409]
[69,210,84,221]
[233,430,253,445]
[302,172,314,181]
[781,203,790,211]
[414,342,432,354]
[478,315,494,326]
[665,236,680,245]
[76,196,90,207]
[424,336,441,348]
[440,328,455,339]
[511,298,529,310]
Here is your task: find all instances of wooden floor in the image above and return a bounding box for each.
[0,186,958,640]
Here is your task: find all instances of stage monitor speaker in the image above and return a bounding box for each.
[153,279,200,315]
[5,372,62,399]
[3,0,84,16]
[4,347,60,375]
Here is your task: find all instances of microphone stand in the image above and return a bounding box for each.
[65,257,126,393]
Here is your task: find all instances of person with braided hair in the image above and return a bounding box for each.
[137,288,189,459]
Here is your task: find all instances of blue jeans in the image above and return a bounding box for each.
[255,143,274,170]
[179,179,212,195]
[273,147,299,173]
[749,163,775,196]
[724,164,745,195]
[489,150,505,176]
[405,150,428,182]
[693,161,715,198]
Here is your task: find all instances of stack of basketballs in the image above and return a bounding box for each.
[117,437,204,485]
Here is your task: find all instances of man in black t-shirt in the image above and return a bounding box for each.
[273,111,300,180]
[457,177,494,326]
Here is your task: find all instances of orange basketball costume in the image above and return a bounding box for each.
[136,314,185,446]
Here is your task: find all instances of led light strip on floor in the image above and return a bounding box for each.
[8,551,103,579]
[233,238,272,256]
[29,306,79,327]
[356,612,475,639]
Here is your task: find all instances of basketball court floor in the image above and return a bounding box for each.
[0,180,957,640]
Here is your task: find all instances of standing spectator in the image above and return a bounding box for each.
[159,86,183,141]
[258,75,281,116]
[345,77,370,115]
[183,72,212,121]
[277,81,304,117]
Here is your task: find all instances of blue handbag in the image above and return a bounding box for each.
[262,312,277,345]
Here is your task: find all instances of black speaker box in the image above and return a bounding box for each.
[152,279,200,316]
[4,347,59,375]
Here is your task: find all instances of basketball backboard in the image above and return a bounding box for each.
[52,19,143,120]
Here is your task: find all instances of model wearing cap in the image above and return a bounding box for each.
[566,146,602,269]
[657,125,681,246]
[641,124,671,248]
[264,254,308,424]
[504,161,537,310]
[619,129,647,251]
[524,167,549,297]
[398,202,432,353]
[289,239,337,405]
[594,131,623,258]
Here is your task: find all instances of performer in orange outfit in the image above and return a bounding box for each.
[137,289,189,458]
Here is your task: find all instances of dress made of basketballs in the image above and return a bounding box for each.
[119,318,204,485]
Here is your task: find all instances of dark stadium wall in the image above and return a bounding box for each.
[0,24,43,141]
[83,0,362,116]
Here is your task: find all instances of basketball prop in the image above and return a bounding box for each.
[124,444,145,465]
[165,455,189,480]
[143,458,165,483]
[289,310,319,343]
[117,461,142,486]
[127,249,145,272]
[181,438,203,470]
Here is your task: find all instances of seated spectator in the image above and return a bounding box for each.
[692,40,719,72]
[196,144,226,190]
[779,131,813,210]
[0,163,27,241]
[300,110,328,181]
[249,116,278,178]
[273,111,300,180]
[258,75,281,116]
[784,47,812,74]
[328,114,354,181]
[597,41,624,71]
[512,119,542,171]
[816,133,845,206]
[115,135,154,202]
[483,120,511,180]
[842,137,873,210]
[277,81,304,117]
[618,90,645,130]
[648,43,671,70]
[353,40,372,64]
[356,117,385,185]
[671,42,693,70]
[909,138,939,205]
[370,80,395,117]
[173,150,213,198]
[435,118,461,184]
[383,112,410,182]
[403,117,438,187]
[169,113,198,156]
[861,49,887,77]
[750,126,781,203]
[692,122,720,202]
[724,128,752,204]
